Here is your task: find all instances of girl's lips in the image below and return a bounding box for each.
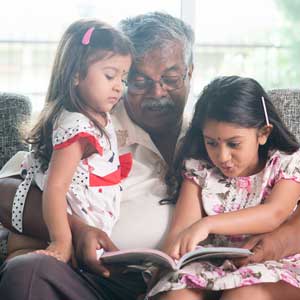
[220,165,235,174]
[221,163,234,169]
[108,97,119,104]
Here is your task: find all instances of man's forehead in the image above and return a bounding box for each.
[132,45,186,77]
[133,63,183,76]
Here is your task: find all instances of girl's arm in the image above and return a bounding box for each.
[42,138,87,262]
[162,178,203,256]
[204,179,300,235]
[174,179,300,256]
[237,205,300,265]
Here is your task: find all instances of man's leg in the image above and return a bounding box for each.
[0,253,146,300]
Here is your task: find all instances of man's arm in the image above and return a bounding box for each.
[236,205,300,265]
[0,176,118,276]
[0,176,48,239]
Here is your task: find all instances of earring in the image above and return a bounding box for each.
[73,74,79,86]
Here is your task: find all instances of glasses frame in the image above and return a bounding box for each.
[126,68,188,95]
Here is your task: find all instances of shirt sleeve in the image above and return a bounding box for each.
[183,158,209,187]
[275,150,300,183]
[52,111,103,155]
[119,152,132,179]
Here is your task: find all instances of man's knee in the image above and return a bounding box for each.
[0,253,62,287]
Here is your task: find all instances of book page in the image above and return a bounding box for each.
[101,246,252,271]
[178,246,252,269]
[101,248,177,270]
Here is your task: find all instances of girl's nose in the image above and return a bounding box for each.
[113,79,123,93]
[218,146,231,163]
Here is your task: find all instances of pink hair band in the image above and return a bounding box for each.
[82,27,95,45]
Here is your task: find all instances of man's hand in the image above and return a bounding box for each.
[234,232,286,267]
[71,219,119,277]
[235,207,300,267]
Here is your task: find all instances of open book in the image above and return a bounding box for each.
[101,246,252,271]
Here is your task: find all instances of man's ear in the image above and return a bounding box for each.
[258,124,273,145]
[187,64,194,80]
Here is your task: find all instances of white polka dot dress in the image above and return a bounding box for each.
[12,110,132,236]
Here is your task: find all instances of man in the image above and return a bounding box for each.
[1,11,300,300]
[0,12,194,300]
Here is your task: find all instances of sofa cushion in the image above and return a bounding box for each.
[269,89,300,142]
[0,93,32,169]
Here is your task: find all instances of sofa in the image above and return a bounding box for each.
[0,92,32,169]
[0,89,300,263]
[0,92,32,261]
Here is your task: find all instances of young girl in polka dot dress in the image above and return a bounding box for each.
[8,19,133,263]
[148,76,300,300]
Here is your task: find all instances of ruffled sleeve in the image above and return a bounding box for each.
[119,152,132,179]
[274,150,300,183]
[52,110,103,155]
[183,158,210,187]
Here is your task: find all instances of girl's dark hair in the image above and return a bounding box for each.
[163,75,300,204]
[27,19,133,171]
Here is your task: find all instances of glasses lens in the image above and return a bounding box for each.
[127,72,186,95]
[161,76,182,90]
[127,79,149,94]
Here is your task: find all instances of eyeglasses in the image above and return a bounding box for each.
[126,70,188,95]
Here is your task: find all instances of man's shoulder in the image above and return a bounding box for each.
[111,101,130,129]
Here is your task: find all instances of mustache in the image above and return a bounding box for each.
[141,97,175,111]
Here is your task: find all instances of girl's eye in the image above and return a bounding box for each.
[228,142,240,148]
[206,141,217,147]
[105,74,115,80]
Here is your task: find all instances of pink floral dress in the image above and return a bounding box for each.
[148,149,300,297]
[12,110,132,236]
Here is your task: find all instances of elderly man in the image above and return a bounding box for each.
[0,12,193,300]
[1,11,300,300]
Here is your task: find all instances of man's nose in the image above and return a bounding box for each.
[150,81,168,98]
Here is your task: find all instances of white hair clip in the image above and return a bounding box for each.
[261,96,270,126]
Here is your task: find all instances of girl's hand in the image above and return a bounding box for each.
[35,240,72,263]
[169,219,210,259]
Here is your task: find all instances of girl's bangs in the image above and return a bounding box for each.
[88,29,114,50]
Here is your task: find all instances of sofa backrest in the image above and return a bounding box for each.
[0,89,299,171]
[0,92,32,169]
[269,89,300,143]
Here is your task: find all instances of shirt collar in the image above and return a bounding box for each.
[111,100,191,158]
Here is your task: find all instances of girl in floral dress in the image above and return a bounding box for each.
[7,19,133,263]
[148,76,300,300]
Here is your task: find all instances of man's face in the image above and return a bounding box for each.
[124,44,193,135]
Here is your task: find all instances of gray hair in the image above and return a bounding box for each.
[118,11,194,66]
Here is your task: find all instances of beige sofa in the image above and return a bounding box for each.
[0,89,300,262]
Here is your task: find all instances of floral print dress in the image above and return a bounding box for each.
[148,149,300,297]
[12,110,132,236]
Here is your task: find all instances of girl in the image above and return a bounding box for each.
[7,19,133,263]
[149,76,300,300]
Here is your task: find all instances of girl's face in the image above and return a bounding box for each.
[76,53,132,116]
[202,120,271,177]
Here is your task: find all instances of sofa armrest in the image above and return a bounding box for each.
[0,93,32,170]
